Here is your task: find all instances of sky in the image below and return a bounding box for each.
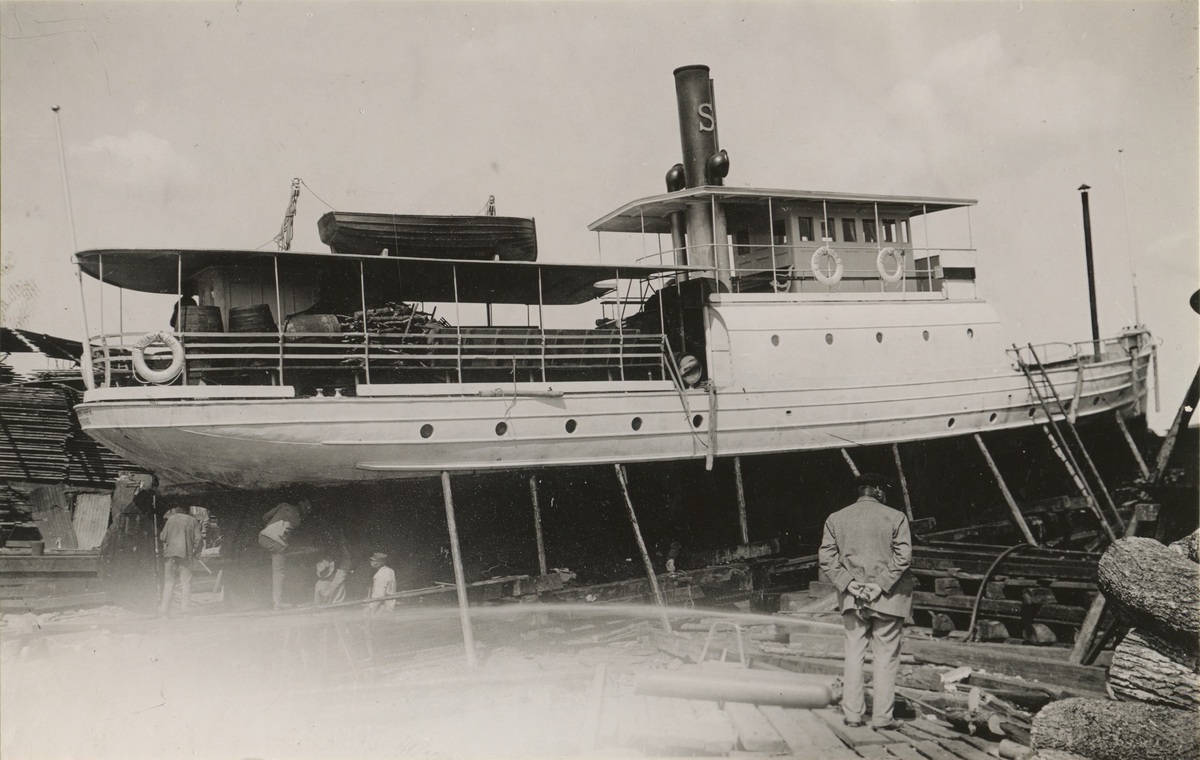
[1,0,1196,431]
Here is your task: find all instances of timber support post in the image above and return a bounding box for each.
[1040,425,1119,543]
[614,464,672,632]
[973,434,1038,546]
[733,456,749,545]
[529,474,548,576]
[1151,366,1199,483]
[892,443,915,522]
[840,448,860,477]
[440,471,477,667]
[1113,410,1151,481]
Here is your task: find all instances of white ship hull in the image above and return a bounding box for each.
[76,295,1150,489]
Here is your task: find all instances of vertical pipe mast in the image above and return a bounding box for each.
[1078,185,1101,358]
[55,106,95,390]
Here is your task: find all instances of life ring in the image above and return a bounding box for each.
[131,331,185,384]
[811,246,843,286]
[877,247,905,284]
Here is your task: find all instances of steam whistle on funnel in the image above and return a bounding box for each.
[671,65,730,189]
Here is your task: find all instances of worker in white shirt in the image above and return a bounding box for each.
[367,552,396,613]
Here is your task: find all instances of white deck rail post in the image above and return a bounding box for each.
[359,260,371,385]
[440,471,477,667]
[273,256,285,386]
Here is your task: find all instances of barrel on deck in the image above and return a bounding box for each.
[178,305,224,333]
[284,314,341,333]
[229,304,277,333]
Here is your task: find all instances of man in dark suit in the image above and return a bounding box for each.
[819,473,913,729]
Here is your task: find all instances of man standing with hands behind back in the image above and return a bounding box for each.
[819,473,913,730]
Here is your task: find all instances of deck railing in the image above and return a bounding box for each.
[88,327,669,390]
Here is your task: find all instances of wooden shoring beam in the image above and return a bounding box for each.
[1151,366,1200,483]
[1113,410,1151,481]
[529,474,548,576]
[892,443,915,522]
[440,471,477,667]
[614,464,672,632]
[840,448,860,477]
[973,434,1038,546]
[734,456,750,545]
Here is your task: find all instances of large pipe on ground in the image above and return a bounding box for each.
[635,667,833,708]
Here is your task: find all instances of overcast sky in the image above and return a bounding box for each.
[2,1,1196,431]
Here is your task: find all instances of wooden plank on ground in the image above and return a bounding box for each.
[686,699,739,754]
[723,702,787,754]
[814,708,894,747]
[0,591,108,612]
[856,745,892,758]
[884,743,927,760]
[908,721,994,760]
[71,493,111,551]
[759,706,858,759]
[894,731,961,760]
[902,638,1107,692]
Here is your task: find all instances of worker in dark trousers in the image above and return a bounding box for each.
[819,473,913,729]
[159,506,202,616]
[258,498,312,610]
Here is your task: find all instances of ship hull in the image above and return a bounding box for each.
[75,351,1148,490]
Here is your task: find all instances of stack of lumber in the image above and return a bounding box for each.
[0,385,133,488]
[1031,532,1200,760]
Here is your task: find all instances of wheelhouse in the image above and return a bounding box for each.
[589,187,979,299]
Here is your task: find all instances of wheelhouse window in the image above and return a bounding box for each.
[862,219,878,244]
[772,219,787,246]
[882,219,897,243]
[797,217,814,242]
[841,218,857,243]
[820,216,836,241]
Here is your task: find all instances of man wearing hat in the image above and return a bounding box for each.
[367,552,396,612]
[819,472,913,729]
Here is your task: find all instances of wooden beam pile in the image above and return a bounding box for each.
[908,544,1100,644]
[1031,532,1200,760]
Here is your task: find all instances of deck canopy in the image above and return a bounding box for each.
[588,186,978,234]
[75,249,695,305]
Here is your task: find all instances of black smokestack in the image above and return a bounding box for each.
[674,65,727,188]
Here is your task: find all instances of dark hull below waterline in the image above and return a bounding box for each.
[317,212,538,261]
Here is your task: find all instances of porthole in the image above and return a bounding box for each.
[565,419,577,433]
[1063,399,1072,412]
[631,417,643,431]
[947,418,956,428]
[771,334,780,347]
[495,421,508,436]
[922,330,930,341]
[420,423,434,439]
[988,413,998,423]
[692,414,703,428]
[1093,397,1102,406]
[825,333,834,345]
[876,332,883,343]
[785,410,793,416]
[967,328,974,339]
[1028,408,1036,418]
